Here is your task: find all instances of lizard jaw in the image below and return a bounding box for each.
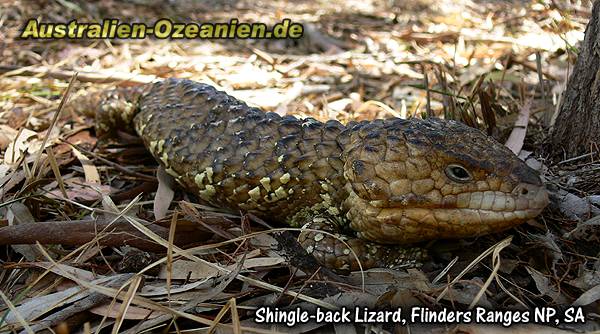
[347,182,549,244]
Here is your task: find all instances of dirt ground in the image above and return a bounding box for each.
[1,0,599,333]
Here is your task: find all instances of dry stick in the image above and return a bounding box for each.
[535,51,552,126]
[0,219,198,252]
[45,147,69,200]
[512,58,558,81]
[558,152,597,165]
[535,52,547,101]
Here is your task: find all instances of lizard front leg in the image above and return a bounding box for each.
[297,217,427,273]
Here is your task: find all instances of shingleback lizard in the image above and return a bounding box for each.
[72,78,549,272]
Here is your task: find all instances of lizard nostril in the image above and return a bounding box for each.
[521,187,529,195]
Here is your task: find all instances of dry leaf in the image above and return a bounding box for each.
[90,302,159,320]
[525,266,567,304]
[157,260,220,280]
[505,100,531,155]
[573,284,600,306]
[71,147,101,184]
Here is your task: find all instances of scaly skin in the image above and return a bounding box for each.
[76,78,549,272]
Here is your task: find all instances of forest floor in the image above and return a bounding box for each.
[1,0,599,333]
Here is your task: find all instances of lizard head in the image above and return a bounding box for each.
[342,118,549,244]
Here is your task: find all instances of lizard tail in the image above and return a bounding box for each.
[65,85,148,138]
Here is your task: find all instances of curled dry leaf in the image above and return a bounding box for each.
[555,190,600,220]
[4,128,37,164]
[0,125,19,150]
[154,166,175,220]
[568,260,600,290]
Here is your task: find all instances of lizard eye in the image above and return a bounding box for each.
[445,164,472,183]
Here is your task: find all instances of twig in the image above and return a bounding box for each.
[0,219,201,252]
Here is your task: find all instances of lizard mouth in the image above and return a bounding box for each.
[347,182,549,244]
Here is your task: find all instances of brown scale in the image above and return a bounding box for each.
[69,78,549,272]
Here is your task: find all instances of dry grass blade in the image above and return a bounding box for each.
[64,142,157,182]
[468,237,518,309]
[23,275,133,333]
[230,298,241,334]
[478,89,496,135]
[31,72,78,177]
[495,269,528,309]
[432,256,459,285]
[45,147,69,200]
[535,51,546,101]
[2,274,131,327]
[122,255,249,334]
[132,223,341,310]
[111,275,143,334]
[166,211,178,306]
[423,63,432,117]
[356,100,401,118]
[436,236,513,302]
[202,301,244,334]
[207,298,232,334]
